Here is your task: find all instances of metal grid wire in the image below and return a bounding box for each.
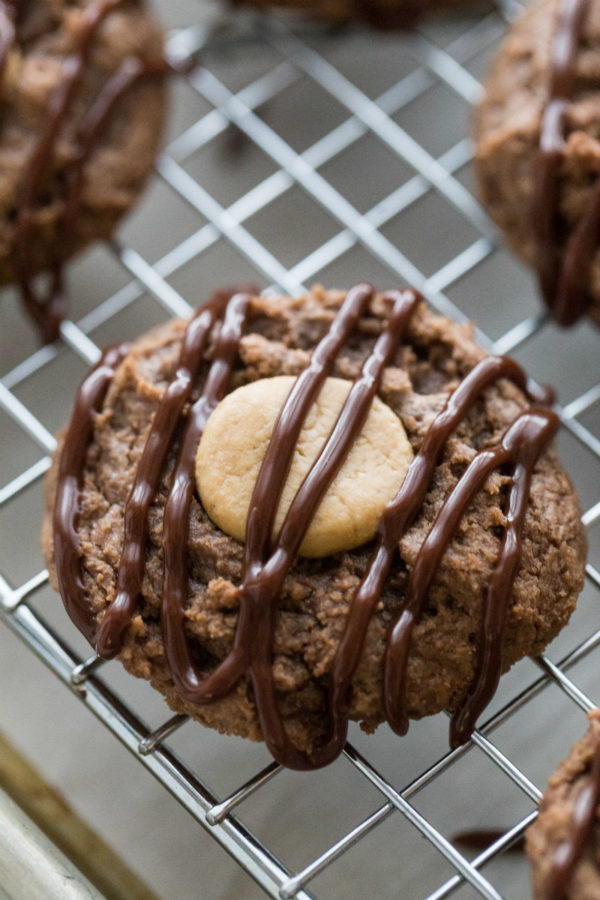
[1,1,600,897]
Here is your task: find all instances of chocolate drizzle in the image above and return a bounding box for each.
[8,0,167,344]
[384,393,557,748]
[534,0,594,325]
[543,734,600,900]
[53,286,559,770]
[53,343,129,642]
[96,290,251,657]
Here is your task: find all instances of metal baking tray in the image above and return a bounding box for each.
[1,1,599,897]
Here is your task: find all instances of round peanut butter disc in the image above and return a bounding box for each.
[195,375,414,558]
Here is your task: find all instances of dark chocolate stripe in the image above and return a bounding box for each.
[160,293,253,691]
[62,56,170,249]
[14,0,125,344]
[543,735,600,900]
[95,293,232,659]
[534,0,592,325]
[449,409,558,745]
[15,1,122,222]
[241,288,420,767]
[245,283,374,568]
[554,175,600,326]
[385,406,558,744]
[161,284,375,704]
[321,356,549,765]
[13,0,124,344]
[38,56,171,348]
[53,344,129,642]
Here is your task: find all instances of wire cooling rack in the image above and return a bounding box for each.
[1,1,600,897]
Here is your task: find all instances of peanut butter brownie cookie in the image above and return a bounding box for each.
[233,0,474,28]
[526,710,600,900]
[42,285,586,769]
[475,0,600,327]
[0,0,167,342]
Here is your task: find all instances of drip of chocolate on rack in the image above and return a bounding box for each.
[231,0,424,29]
[9,0,170,345]
[452,829,524,854]
[542,734,600,900]
[533,0,596,326]
[54,285,557,770]
[353,0,426,28]
[334,0,420,27]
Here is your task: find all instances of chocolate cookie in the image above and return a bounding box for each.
[232,0,474,28]
[526,710,600,900]
[41,285,586,769]
[474,0,600,328]
[0,0,167,343]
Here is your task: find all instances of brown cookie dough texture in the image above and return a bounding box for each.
[233,0,475,28]
[42,287,586,754]
[474,0,600,326]
[0,0,166,283]
[196,375,414,558]
[526,710,600,900]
